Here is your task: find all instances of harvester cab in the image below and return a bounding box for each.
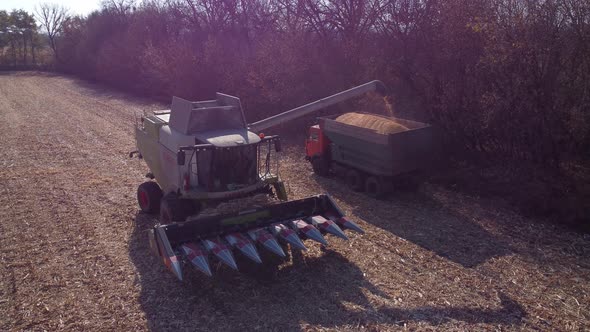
[133,89,371,281]
[137,94,284,200]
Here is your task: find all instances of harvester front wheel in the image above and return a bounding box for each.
[137,181,163,214]
[345,169,364,192]
[160,197,198,223]
[159,200,173,224]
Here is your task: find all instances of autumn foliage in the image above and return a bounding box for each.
[44,0,590,167]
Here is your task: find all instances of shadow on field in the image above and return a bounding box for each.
[311,175,513,268]
[0,70,59,77]
[129,212,523,331]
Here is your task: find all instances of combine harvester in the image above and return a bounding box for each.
[132,81,388,280]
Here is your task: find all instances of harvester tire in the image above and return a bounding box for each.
[311,156,330,176]
[160,198,197,223]
[159,200,173,224]
[345,169,364,192]
[137,181,163,214]
[365,176,388,198]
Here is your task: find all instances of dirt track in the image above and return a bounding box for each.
[0,72,589,331]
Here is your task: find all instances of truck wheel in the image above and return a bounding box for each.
[345,169,364,192]
[311,156,330,176]
[365,176,388,198]
[137,181,163,214]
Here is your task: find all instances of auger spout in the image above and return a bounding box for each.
[248,80,387,132]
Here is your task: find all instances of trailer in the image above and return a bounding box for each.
[305,114,436,197]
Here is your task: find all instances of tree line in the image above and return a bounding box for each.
[0,4,69,69]
[0,10,40,68]
[11,0,590,166]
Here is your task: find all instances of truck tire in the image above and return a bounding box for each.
[345,169,364,192]
[365,176,388,198]
[137,181,163,214]
[311,156,330,176]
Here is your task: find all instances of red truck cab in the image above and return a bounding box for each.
[305,125,331,175]
[305,125,327,158]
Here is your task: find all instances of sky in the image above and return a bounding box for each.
[1,0,99,16]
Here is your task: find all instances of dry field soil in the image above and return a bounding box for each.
[1,72,589,331]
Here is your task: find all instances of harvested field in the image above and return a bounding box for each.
[1,72,589,331]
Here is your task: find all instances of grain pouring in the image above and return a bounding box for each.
[335,112,409,134]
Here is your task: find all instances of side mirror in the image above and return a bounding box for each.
[274,139,282,152]
[177,150,186,165]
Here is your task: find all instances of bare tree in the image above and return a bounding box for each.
[35,3,69,61]
[101,0,137,16]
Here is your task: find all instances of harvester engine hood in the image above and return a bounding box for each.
[194,129,261,147]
